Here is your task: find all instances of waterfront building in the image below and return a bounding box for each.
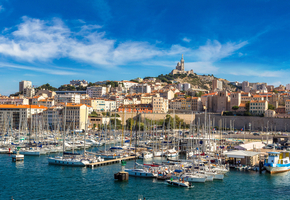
[0,104,47,129]
[63,103,90,130]
[249,100,268,115]
[43,106,63,129]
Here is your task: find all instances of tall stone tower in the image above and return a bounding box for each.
[180,54,184,71]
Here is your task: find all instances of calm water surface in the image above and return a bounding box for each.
[1,150,290,200]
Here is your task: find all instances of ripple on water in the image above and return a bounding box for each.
[1,151,290,200]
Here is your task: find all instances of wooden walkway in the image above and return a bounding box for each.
[86,156,136,168]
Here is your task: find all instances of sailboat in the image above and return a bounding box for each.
[48,104,91,166]
[125,112,157,178]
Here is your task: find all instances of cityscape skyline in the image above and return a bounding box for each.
[1,0,290,95]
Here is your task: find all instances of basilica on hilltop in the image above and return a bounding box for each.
[170,55,194,75]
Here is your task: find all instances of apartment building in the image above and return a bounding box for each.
[118,104,153,113]
[169,99,181,110]
[38,99,55,107]
[55,93,81,104]
[181,97,201,111]
[0,105,47,129]
[249,100,268,115]
[86,86,107,98]
[131,84,151,93]
[105,100,116,112]
[152,97,168,113]
[42,106,63,129]
[159,90,175,100]
[285,100,290,114]
[0,96,29,105]
[19,80,32,92]
[64,103,90,130]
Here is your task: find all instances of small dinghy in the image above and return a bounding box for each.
[166,178,194,188]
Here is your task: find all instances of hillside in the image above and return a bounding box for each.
[145,73,237,92]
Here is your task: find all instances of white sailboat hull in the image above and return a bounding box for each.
[48,157,89,166]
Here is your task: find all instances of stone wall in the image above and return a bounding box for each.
[117,112,290,131]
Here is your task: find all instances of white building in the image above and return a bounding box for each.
[249,100,268,115]
[131,84,151,93]
[120,81,138,90]
[23,87,35,97]
[286,84,290,90]
[19,80,32,92]
[70,80,88,87]
[55,93,81,104]
[105,100,116,112]
[86,86,107,98]
[177,83,191,91]
[152,97,168,113]
[0,97,29,105]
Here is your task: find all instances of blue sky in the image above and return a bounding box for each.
[0,0,290,95]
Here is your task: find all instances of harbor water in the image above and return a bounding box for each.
[1,151,290,200]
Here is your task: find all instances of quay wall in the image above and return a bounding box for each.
[116,112,290,131]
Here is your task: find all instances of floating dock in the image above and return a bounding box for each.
[86,156,136,168]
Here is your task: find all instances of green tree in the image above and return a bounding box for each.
[37,83,57,91]
[268,104,275,110]
[232,106,239,111]
[92,124,97,130]
[89,111,100,117]
[245,101,250,111]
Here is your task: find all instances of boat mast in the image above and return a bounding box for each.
[63,103,67,156]
[73,116,75,154]
[84,105,87,156]
[134,111,138,169]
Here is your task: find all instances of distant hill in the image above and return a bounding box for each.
[144,73,238,92]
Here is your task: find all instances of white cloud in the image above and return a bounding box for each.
[0,62,79,75]
[0,17,248,73]
[194,40,248,62]
[182,37,191,43]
